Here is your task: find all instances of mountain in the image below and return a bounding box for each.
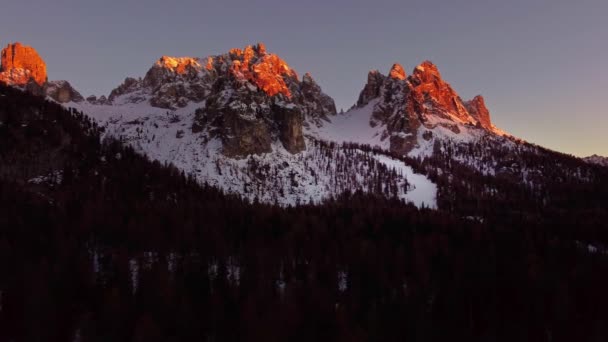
[584,154,608,167]
[0,42,47,95]
[0,42,84,102]
[2,77,608,342]
[2,42,608,342]
[61,43,436,207]
[2,41,605,213]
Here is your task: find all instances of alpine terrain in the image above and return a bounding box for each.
[1,41,608,341]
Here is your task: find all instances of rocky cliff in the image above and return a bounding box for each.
[0,42,85,102]
[106,43,336,157]
[0,42,47,95]
[355,60,501,154]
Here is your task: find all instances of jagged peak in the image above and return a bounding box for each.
[256,42,267,56]
[46,79,85,103]
[464,95,491,129]
[0,41,47,87]
[389,63,406,80]
[413,60,439,74]
[155,56,202,74]
[303,72,315,84]
[227,43,298,98]
[471,94,485,102]
[366,69,385,82]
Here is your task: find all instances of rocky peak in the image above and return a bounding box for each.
[156,56,201,75]
[412,61,441,81]
[46,80,85,103]
[357,70,386,107]
[100,43,335,157]
[228,45,298,98]
[464,95,491,129]
[126,43,333,157]
[109,77,144,102]
[353,61,502,154]
[0,42,47,93]
[409,61,470,122]
[389,63,406,80]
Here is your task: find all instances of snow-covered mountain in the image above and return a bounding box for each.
[59,44,446,207]
[62,44,529,208]
[6,41,599,210]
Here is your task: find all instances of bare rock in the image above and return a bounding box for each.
[46,80,84,103]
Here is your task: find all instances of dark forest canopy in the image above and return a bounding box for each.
[1,85,607,341]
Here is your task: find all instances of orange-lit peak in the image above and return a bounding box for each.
[156,56,201,74]
[251,54,296,97]
[0,42,47,86]
[229,48,243,57]
[389,63,406,80]
[257,42,267,55]
[228,43,297,98]
[413,60,440,76]
[205,57,214,71]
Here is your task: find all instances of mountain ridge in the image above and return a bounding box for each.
[4,40,604,208]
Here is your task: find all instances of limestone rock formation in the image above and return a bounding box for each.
[389,63,406,80]
[357,70,386,107]
[46,80,85,103]
[465,95,492,129]
[355,61,500,154]
[106,43,336,157]
[0,42,47,86]
[0,42,47,95]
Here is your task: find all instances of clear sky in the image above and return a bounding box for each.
[1,0,606,156]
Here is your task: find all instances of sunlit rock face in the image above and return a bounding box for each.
[357,61,500,154]
[229,44,297,98]
[104,43,336,157]
[410,61,470,122]
[465,95,492,129]
[389,63,406,80]
[0,42,47,95]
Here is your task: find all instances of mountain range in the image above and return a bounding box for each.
[0,40,606,208]
[2,40,608,341]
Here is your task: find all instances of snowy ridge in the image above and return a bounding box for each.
[67,100,437,208]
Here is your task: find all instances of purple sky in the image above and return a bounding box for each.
[1,0,607,156]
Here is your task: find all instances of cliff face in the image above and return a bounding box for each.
[0,42,48,96]
[464,95,492,129]
[46,80,85,103]
[356,61,501,154]
[0,42,47,87]
[106,43,336,157]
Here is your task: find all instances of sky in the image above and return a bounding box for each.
[1,0,607,156]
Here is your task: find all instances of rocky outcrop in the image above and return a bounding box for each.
[357,70,386,107]
[46,80,84,103]
[0,42,47,96]
[0,42,88,102]
[0,42,47,86]
[356,61,499,154]
[465,95,491,129]
[409,61,470,122]
[103,43,335,157]
[274,103,306,153]
[299,73,337,125]
[389,63,406,80]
